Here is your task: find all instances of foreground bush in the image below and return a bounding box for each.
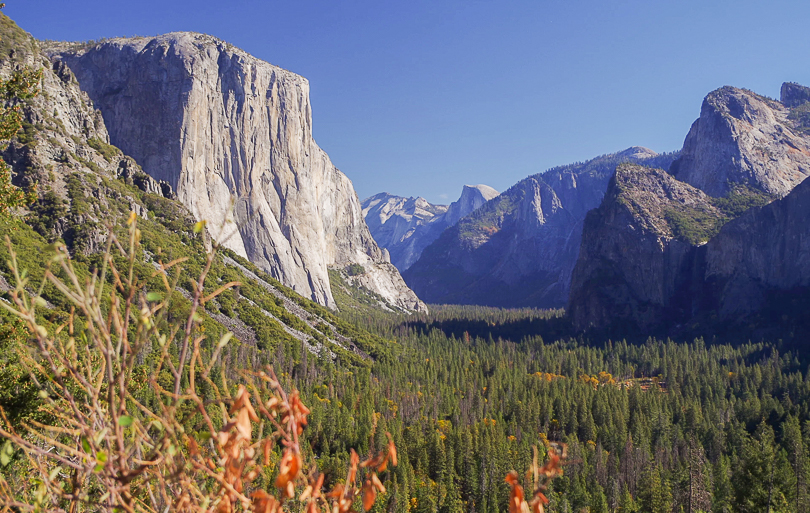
[0,217,399,512]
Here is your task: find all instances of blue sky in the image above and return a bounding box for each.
[9,0,810,203]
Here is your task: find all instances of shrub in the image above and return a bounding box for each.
[0,218,398,512]
[87,137,120,161]
[346,263,365,277]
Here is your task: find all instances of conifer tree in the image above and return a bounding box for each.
[783,415,806,512]
[712,455,733,513]
[638,463,673,513]
[618,485,639,513]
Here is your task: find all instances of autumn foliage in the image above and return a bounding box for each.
[505,444,567,513]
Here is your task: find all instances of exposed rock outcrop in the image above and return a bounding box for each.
[569,162,810,337]
[362,184,498,271]
[568,164,718,332]
[403,148,678,307]
[0,14,175,255]
[443,185,499,227]
[48,33,425,312]
[699,175,810,322]
[669,85,810,197]
[780,82,810,108]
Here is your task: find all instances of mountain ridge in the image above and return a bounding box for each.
[568,82,810,337]
[403,147,679,308]
[362,184,498,271]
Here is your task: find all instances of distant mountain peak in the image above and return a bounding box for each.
[403,149,680,308]
[444,185,500,227]
[462,184,499,197]
[616,146,659,159]
[362,184,498,271]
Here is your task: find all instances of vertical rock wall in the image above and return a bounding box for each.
[50,34,425,311]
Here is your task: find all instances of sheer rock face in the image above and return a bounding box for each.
[568,164,717,332]
[570,163,810,334]
[670,86,810,198]
[403,148,678,308]
[50,33,425,312]
[362,184,498,271]
[700,175,810,319]
[568,83,810,335]
[443,185,500,227]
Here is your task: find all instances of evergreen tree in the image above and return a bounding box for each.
[618,485,639,513]
[783,415,806,512]
[712,455,733,513]
[734,421,777,512]
[638,463,673,513]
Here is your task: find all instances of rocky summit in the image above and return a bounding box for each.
[568,82,810,336]
[669,85,810,198]
[48,33,425,312]
[403,148,678,308]
[362,184,498,271]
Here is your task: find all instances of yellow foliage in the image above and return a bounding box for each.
[579,374,599,389]
[533,371,565,382]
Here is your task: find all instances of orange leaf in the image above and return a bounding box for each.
[312,473,325,499]
[360,453,385,469]
[326,484,344,499]
[188,437,199,457]
[236,408,252,442]
[230,385,260,422]
[387,433,398,467]
[348,449,359,484]
[276,449,302,495]
[252,490,281,513]
[371,473,386,494]
[535,492,549,505]
[362,479,377,511]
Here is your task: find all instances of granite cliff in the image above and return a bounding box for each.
[567,164,718,333]
[362,184,498,271]
[697,174,810,333]
[669,86,810,197]
[403,148,678,307]
[0,13,402,366]
[48,33,425,312]
[569,83,810,335]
